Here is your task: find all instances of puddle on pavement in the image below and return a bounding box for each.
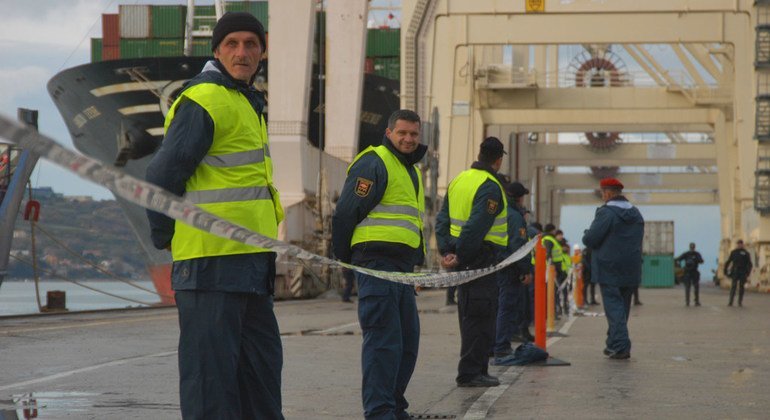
[0,391,99,419]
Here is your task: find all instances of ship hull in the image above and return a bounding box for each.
[47,56,399,302]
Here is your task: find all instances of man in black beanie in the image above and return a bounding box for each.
[146,11,283,419]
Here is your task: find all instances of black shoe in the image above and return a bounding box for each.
[609,351,630,360]
[739,302,743,307]
[634,301,643,306]
[457,374,500,387]
[695,302,701,307]
[342,298,354,303]
[686,302,690,307]
[603,348,612,356]
[446,299,457,306]
[590,301,600,306]
[728,302,733,306]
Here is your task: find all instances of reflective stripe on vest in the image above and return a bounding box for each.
[349,145,425,249]
[447,168,508,247]
[163,81,282,261]
[542,235,564,263]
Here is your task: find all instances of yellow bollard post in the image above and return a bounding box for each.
[547,263,555,332]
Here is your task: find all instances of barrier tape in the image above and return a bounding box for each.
[0,115,534,288]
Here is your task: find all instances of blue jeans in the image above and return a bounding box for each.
[357,271,419,420]
[599,284,634,354]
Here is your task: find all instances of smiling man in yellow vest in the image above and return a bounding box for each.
[146,12,284,419]
[435,137,509,387]
[332,110,426,420]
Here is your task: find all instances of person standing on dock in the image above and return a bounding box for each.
[435,137,508,387]
[146,13,284,419]
[582,178,644,360]
[724,239,753,307]
[493,180,534,365]
[332,109,426,420]
[675,242,704,306]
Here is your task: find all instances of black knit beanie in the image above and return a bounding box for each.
[211,12,267,52]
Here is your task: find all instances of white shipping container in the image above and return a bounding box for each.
[120,5,151,38]
[643,220,674,255]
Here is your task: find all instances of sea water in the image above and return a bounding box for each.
[0,279,163,316]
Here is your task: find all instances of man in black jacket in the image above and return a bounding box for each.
[675,243,704,306]
[724,240,753,307]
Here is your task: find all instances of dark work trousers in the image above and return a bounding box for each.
[457,274,498,383]
[446,286,457,304]
[729,275,747,305]
[494,272,519,355]
[342,269,355,301]
[682,270,700,304]
[356,270,419,420]
[599,284,634,354]
[554,266,568,314]
[175,291,283,420]
[516,280,531,334]
[582,280,597,304]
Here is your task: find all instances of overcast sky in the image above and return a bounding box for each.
[1,0,720,274]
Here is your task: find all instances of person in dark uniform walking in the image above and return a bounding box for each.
[436,137,508,387]
[581,247,598,306]
[724,240,753,307]
[332,109,426,420]
[146,12,283,419]
[493,181,533,364]
[582,178,644,360]
[675,242,704,306]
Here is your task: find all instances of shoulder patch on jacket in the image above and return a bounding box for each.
[519,227,527,239]
[487,199,499,214]
[355,177,374,197]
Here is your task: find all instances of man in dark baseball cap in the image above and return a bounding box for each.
[479,136,507,161]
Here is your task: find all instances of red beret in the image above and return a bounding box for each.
[599,177,624,189]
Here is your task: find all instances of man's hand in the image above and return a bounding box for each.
[521,273,533,285]
[441,253,459,269]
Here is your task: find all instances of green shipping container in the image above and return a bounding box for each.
[152,5,187,38]
[91,38,103,63]
[641,254,675,288]
[227,2,269,30]
[373,57,400,81]
[120,39,184,58]
[193,5,217,32]
[191,38,213,57]
[366,29,400,57]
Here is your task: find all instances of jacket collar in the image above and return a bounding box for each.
[470,160,498,176]
[382,136,428,166]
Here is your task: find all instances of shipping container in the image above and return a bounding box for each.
[643,220,674,255]
[120,5,151,38]
[366,28,400,57]
[102,14,120,46]
[191,38,212,57]
[641,254,675,288]
[192,5,216,33]
[120,39,183,58]
[151,5,187,38]
[91,38,102,63]
[103,45,120,61]
[373,57,400,80]
[364,58,375,74]
[227,1,269,30]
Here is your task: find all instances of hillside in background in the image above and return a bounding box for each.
[8,189,148,279]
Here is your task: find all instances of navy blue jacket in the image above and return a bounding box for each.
[435,162,506,269]
[582,196,644,287]
[331,137,427,272]
[507,201,532,275]
[145,60,274,294]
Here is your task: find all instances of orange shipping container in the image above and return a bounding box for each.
[102,14,120,46]
[102,45,120,61]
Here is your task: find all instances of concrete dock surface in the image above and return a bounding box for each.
[1,283,768,419]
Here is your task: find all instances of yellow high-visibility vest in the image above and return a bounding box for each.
[164,82,282,261]
[349,145,425,250]
[447,169,508,246]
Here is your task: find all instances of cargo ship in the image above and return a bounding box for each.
[47,1,402,303]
